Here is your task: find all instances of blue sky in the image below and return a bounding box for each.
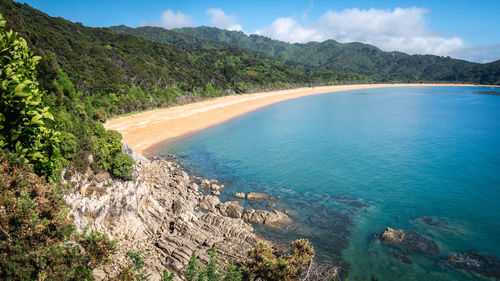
[22,0,500,63]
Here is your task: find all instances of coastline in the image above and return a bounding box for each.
[104,83,495,155]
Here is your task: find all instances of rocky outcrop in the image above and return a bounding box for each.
[64,145,264,280]
[218,201,244,219]
[243,209,292,228]
[376,227,439,256]
[246,192,270,200]
[446,251,500,279]
[381,227,405,244]
[234,192,245,199]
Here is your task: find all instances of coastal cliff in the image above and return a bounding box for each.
[63,144,291,280]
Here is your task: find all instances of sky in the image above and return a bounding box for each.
[22,0,500,63]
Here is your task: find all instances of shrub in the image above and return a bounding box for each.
[59,131,77,162]
[185,252,200,281]
[246,239,315,281]
[0,14,60,179]
[0,151,115,280]
[92,122,135,180]
[111,152,135,180]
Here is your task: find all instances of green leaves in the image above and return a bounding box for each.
[0,13,60,178]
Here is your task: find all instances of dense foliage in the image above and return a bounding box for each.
[246,239,315,281]
[112,25,500,85]
[0,152,116,280]
[0,14,59,179]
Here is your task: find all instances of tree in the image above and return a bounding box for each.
[0,14,60,179]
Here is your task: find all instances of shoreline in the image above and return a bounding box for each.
[104,83,496,155]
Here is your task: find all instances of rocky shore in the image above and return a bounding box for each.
[63,145,291,280]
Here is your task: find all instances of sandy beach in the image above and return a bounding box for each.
[104,83,493,154]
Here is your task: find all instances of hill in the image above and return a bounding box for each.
[0,1,365,108]
[110,25,500,84]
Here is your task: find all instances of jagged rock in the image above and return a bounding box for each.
[212,190,221,196]
[376,227,439,256]
[447,250,500,279]
[200,179,211,187]
[210,184,222,190]
[199,195,221,212]
[381,227,405,244]
[243,209,291,228]
[234,192,245,199]
[219,201,244,219]
[247,192,270,200]
[64,148,263,281]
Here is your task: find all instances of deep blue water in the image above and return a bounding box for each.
[155,87,500,280]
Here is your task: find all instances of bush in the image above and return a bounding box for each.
[0,14,60,179]
[246,239,315,281]
[111,152,135,180]
[0,151,115,280]
[92,122,135,180]
[59,131,77,161]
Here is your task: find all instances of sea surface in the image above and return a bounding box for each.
[155,86,500,280]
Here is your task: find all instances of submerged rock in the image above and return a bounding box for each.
[243,209,292,228]
[446,250,500,279]
[377,227,439,256]
[247,192,270,200]
[419,216,444,227]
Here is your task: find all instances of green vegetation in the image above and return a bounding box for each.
[0,14,59,179]
[246,239,315,281]
[0,152,116,280]
[111,25,500,85]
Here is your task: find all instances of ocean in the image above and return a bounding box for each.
[155,86,500,280]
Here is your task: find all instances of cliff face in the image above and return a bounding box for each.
[64,145,261,280]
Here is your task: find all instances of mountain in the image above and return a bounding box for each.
[110,25,500,85]
[0,1,364,106]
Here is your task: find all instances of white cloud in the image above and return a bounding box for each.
[254,7,467,59]
[255,17,323,43]
[140,10,193,29]
[449,44,500,63]
[206,8,242,31]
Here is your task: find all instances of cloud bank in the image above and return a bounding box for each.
[141,10,193,29]
[255,7,466,58]
[206,8,242,31]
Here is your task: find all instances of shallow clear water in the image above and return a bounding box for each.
[155,87,500,280]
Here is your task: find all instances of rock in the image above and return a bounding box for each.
[391,253,413,265]
[246,192,269,200]
[243,209,292,228]
[65,148,260,280]
[210,184,222,190]
[419,216,444,227]
[446,250,500,279]
[377,227,439,256]
[188,183,199,192]
[199,195,221,211]
[212,190,221,196]
[234,192,245,199]
[218,201,244,219]
[381,227,405,244]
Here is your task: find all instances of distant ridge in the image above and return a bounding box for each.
[110,25,500,85]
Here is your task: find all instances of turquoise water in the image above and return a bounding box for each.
[155,87,500,280]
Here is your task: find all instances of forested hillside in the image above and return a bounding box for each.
[111,25,500,84]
